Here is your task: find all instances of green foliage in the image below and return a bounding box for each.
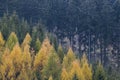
[35,38,41,53]
[48,33,58,51]
[31,23,45,50]
[0,13,45,45]
[57,44,64,63]
[62,48,76,71]
[5,32,18,50]
[0,32,5,48]
[42,47,61,80]
[34,37,52,79]
[107,68,120,80]
[94,62,107,80]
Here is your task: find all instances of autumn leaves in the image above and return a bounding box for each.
[0,32,32,80]
[61,49,92,80]
[0,32,92,80]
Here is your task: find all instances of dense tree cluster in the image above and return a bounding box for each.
[0,12,119,79]
[0,32,108,80]
[0,0,120,69]
[0,11,119,79]
[0,13,45,43]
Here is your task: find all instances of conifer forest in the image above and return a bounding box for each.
[0,0,120,80]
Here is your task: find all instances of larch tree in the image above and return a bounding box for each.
[0,14,10,40]
[22,44,32,68]
[9,43,22,79]
[0,43,22,80]
[0,32,5,49]
[0,48,12,80]
[62,47,76,71]
[70,60,85,80]
[0,32,5,63]
[81,54,92,80]
[48,75,53,80]
[35,38,41,53]
[42,47,61,80]
[34,37,52,79]
[20,33,33,80]
[57,44,64,63]
[61,68,70,80]
[21,33,32,50]
[21,44,33,80]
[5,32,18,51]
[17,68,30,80]
[94,61,107,80]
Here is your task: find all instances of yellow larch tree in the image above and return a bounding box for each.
[62,47,76,71]
[69,60,85,80]
[42,47,61,80]
[9,43,22,79]
[81,54,92,80]
[21,33,32,67]
[34,37,52,69]
[22,44,32,69]
[17,68,29,80]
[0,48,12,80]
[48,75,53,80]
[19,33,33,80]
[21,33,32,50]
[61,68,70,80]
[20,44,33,80]
[0,32,5,63]
[0,43,22,80]
[34,37,52,79]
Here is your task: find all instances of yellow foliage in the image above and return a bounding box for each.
[10,43,23,79]
[0,32,5,48]
[22,44,32,68]
[21,33,32,49]
[81,54,92,80]
[0,32,93,80]
[48,75,53,80]
[70,60,85,80]
[81,54,88,65]
[34,37,52,71]
[67,48,76,60]
[10,43,22,61]
[17,68,29,80]
[61,68,70,80]
[41,47,61,80]
[0,64,14,80]
[0,51,13,80]
[62,47,76,70]
[1,48,10,62]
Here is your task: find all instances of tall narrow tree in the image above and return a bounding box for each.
[5,32,18,51]
[81,54,92,80]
